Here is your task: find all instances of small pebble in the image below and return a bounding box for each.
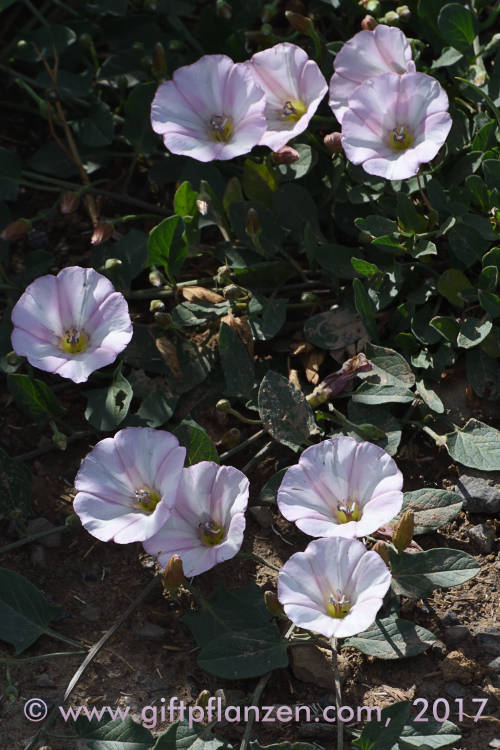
[489,739,500,749]
[475,626,500,655]
[249,506,273,529]
[26,518,62,548]
[444,625,468,646]
[468,523,495,554]
[80,605,101,623]
[488,656,500,673]
[444,682,468,699]
[132,622,167,642]
[30,544,47,569]
[441,612,459,626]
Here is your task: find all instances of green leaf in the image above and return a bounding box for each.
[134,390,178,428]
[437,269,472,307]
[0,568,61,654]
[7,374,63,422]
[243,159,279,208]
[400,489,463,534]
[304,307,367,351]
[85,366,133,431]
[17,24,76,61]
[248,295,287,341]
[148,215,187,282]
[154,720,226,750]
[353,702,411,750]
[259,467,288,505]
[438,3,476,52]
[429,316,459,344]
[183,583,288,679]
[351,257,380,278]
[477,265,498,292]
[123,82,158,156]
[344,616,437,660]
[0,147,22,201]
[466,349,500,399]
[445,418,500,470]
[352,382,415,405]
[483,159,500,190]
[0,447,32,519]
[397,194,425,234]
[390,548,480,599]
[173,419,219,465]
[457,316,492,348]
[258,371,316,451]
[250,743,317,750]
[353,278,379,343]
[362,343,415,388]
[174,181,198,219]
[219,322,255,398]
[465,174,490,211]
[72,100,114,148]
[479,288,500,317]
[415,379,444,413]
[395,717,461,748]
[431,46,464,68]
[348,403,402,456]
[223,176,244,215]
[75,715,154,749]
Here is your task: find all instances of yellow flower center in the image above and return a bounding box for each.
[209,115,233,142]
[335,500,362,524]
[199,519,225,547]
[135,487,161,514]
[389,125,413,151]
[326,589,351,619]
[60,327,89,354]
[282,99,307,123]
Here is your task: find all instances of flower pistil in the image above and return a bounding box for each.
[209,115,233,142]
[326,589,351,618]
[335,500,362,524]
[135,487,161,514]
[199,518,225,546]
[282,99,307,122]
[60,327,88,354]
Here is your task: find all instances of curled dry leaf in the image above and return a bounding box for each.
[181,286,225,304]
[303,348,326,385]
[220,311,254,358]
[289,368,302,390]
[155,336,182,380]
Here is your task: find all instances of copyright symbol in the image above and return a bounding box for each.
[24,698,48,722]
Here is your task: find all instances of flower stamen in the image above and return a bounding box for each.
[389,124,413,151]
[60,327,88,354]
[135,487,161,514]
[209,115,233,142]
[199,518,225,546]
[335,500,362,524]
[326,589,351,618]
[282,99,307,123]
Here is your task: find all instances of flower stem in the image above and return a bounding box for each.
[239,672,271,750]
[238,551,280,573]
[0,524,69,555]
[331,636,343,750]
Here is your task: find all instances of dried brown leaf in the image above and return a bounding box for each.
[303,349,326,384]
[220,311,254,358]
[182,286,224,304]
[155,336,182,380]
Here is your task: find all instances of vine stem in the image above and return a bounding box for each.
[331,636,343,750]
[239,672,271,750]
[238,551,280,573]
[416,171,433,214]
[0,524,69,555]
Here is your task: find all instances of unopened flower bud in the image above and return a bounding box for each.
[300,291,320,304]
[373,541,390,564]
[215,265,232,286]
[324,132,343,155]
[264,591,287,619]
[396,5,410,20]
[103,258,122,269]
[162,554,185,592]
[220,427,241,451]
[149,268,166,287]
[245,207,261,240]
[50,421,67,451]
[361,14,378,30]
[216,398,232,413]
[216,0,232,18]
[152,42,167,78]
[6,351,23,366]
[196,690,211,709]
[223,284,246,301]
[285,10,314,35]
[359,0,380,12]
[1,218,31,242]
[154,311,173,328]
[384,10,400,24]
[60,191,80,215]
[271,146,300,165]
[196,198,209,216]
[65,513,82,530]
[150,299,165,313]
[392,510,415,552]
[90,222,113,245]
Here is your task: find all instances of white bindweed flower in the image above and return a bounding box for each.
[151,54,267,162]
[277,436,403,538]
[73,428,186,544]
[144,461,249,577]
[329,25,415,125]
[278,536,391,638]
[247,42,328,151]
[11,266,132,384]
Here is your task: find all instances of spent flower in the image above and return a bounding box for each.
[277,436,403,538]
[73,427,186,544]
[278,537,391,638]
[144,461,248,577]
[11,266,132,383]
